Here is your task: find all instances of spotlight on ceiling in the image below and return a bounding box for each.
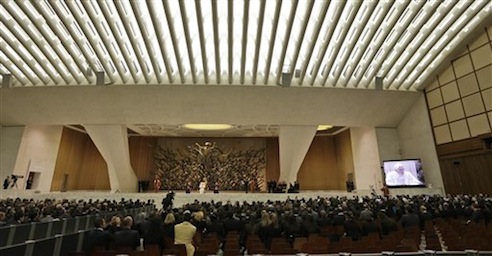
[183,124,233,130]
[317,125,333,131]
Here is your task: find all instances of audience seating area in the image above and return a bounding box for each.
[0,206,153,256]
[0,192,491,256]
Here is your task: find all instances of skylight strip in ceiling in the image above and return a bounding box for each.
[0,23,50,85]
[227,0,234,84]
[132,0,164,84]
[308,0,346,87]
[323,1,363,87]
[165,0,191,83]
[284,0,314,85]
[392,1,457,87]
[84,1,131,84]
[49,1,105,82]
[116,0,154,83]
[0,53,29,86]
[384,1,441,89]
[3,2,61,85]
[34,1,87,84]
[239,0,250,84]
[211,0,221,83]
[145,0,173,84]
[178,0,198,84]
[332,0,376,87]
[65,0,118,84]
[16,1,73,85]
[340,1,392,88]
[363,1,423,90]
[356,1,408,89]
[261,0,281,85]
[361,1,412,88]
[394,0,467,90]
[35,1,93,84]
[194,0,209,84]
[274,0,298,85]
[98,1,140,83]
[296,0,330,86]
[250,0,266,85]
[0,42,40,85]
[198,0,215,83]
[413,0,492,90]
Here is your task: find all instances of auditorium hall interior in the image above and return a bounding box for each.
[0,0,492,255]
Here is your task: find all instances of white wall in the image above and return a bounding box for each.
[278,125,317,183]
[375,128,402,162]
[397,95,444,192]
[12,125,63,191]
[350,127,382,191]
[0,126,24,179]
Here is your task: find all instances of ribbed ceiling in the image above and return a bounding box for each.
[0,0,491,90]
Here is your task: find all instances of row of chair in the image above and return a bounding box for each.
[0,205,153,249]
[0,205,154,255]
[0,229,90,256]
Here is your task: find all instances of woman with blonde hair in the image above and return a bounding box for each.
[258,210,272,247]
[162,212,176,241]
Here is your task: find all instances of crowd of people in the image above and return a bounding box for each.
[84,193,492,255]
[0,197,153,226]
[2,192,491,255]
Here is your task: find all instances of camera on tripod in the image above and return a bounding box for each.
[11,174,24,179]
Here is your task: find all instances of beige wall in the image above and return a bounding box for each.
[0,126,24,179]
[423,25,492,195]
[13,125,63,192]
[426,26,492,144]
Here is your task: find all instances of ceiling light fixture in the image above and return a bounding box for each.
[183,124,233,130]
[317,125,333,131]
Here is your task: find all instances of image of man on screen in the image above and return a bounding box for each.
[385,163,421,186]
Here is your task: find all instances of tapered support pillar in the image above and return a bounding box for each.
[84,125,137,192]
[278,125,317,184]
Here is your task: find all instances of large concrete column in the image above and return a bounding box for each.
[350,127,382,192]
[278,125,317,184]
[84,125,137,192]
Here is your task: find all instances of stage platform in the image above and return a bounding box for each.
[0,187,444,209]
[1,190,357,209]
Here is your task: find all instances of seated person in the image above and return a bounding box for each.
[84,217,113,253]
[113,216,140,250]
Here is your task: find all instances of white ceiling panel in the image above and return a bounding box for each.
[0,0,491,91]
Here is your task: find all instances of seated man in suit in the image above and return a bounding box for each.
[174,210,197,256]
[113,216,141,250]
[84,217,113,253]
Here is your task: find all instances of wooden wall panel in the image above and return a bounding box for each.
[51,128,85,191]
[439,152,492,195]
[334,130,354,189]
[129,137,157,181]
[265,138,280,182]
[73,139,109,190]
[297,136,340,190]
[52,127,109,191]
[436,133,492,195]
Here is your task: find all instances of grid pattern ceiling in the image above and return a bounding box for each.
[1,0,491,90]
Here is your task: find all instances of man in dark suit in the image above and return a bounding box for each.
[400,207,420,229]
[113,216,141,250]
[84,217,113,253]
